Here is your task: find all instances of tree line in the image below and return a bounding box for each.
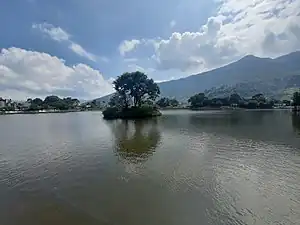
[155,92,300,110]
[187,93,276,109]
[26,96,80,111]
[106,70,300,111]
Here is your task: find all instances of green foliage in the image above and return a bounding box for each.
[103,106,161,120]
[188,93,207,108]
[252,93,266,103]
[32,98,43,106]
[188,92,274,109]
[229,93,242,104]
[63,97,80,107]
[104,71,161,119]
[113,71,160,108]
[156,97,179,108]
[204,75,300,101]
[26,96,80,111]
[28,98,44,111]
[44,96,61,104]
[102,107,121,119]
[108,93,125,109]
[293,92,300,106]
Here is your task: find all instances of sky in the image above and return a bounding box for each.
[0,0,300,100]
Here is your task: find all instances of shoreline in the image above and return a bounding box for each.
[160,107,293,111]
[0,109,102,115]
[0,107,293,116]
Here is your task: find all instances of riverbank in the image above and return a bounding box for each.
[0,109,102,115]
[161,106,293,111]
[1,106,293,116]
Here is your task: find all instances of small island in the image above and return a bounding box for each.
[103,71,161,120]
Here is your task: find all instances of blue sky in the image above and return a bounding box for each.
[0,0,300,99]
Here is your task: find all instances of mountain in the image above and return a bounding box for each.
[158,51,300,100]
[96,51,300,102]
[204,75,300,100]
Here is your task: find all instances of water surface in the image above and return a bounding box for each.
[0,110,300,225]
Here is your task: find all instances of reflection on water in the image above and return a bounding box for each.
[1,111,300,225]
[108,119,161,163]
[292,114,300,134]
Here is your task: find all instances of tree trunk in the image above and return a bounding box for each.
[133,97,138,107]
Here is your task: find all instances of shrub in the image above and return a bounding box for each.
[103,106,161,120]
[102,107,121,120]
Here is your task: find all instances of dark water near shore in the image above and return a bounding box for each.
[0,110,300,225]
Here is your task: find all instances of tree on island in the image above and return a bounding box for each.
[113,71,160,108]
[293,92,300,106]
[293,91,300,112]
[103,71,161,119]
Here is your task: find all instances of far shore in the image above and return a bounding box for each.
[0,106,294,116]
[160,106,293,111]
[0,109,102,115]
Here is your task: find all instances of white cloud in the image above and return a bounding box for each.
[0,47,114,100]
[69,43,96,62]
[32,23,107,62]
[127,0,300,73]
[32,23,70,42]
[119,40,141,56]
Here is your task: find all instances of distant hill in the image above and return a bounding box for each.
[96,51,300,102]
[204,75,300,100]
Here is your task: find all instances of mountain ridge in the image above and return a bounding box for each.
[96,51,300,102]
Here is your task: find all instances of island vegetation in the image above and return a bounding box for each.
[102,71,161,119]
[293,91,300,112]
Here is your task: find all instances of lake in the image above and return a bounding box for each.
[0,110,300,225]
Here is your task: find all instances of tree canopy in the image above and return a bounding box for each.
[229,93,242,104]
[32,98,43,106]
[113,71,160,108]
[188,93,207,108]
[252,93,266,103]
[28,96,80,111]
[187,92,274,109]
[156,97,179,108]
[293,92,300,106]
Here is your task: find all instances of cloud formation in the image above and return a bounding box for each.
[69,42,96,62]
[0,47,114,100]
[32,23,100,62]
[119,40,141,56]
[32,23,70,42]
[124,0,300,73]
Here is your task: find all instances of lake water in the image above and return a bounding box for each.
[0,110,300,225]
